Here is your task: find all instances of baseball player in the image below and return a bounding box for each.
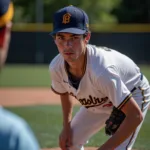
[0,0,40,149]
[49,5,150,150]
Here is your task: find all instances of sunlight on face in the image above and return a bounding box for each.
[54,33,87,62]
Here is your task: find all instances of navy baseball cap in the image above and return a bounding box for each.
[0,0,10,16]
[0,0,14,27]
[50,5,89,35]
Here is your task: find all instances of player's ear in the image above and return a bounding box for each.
[84,32,91,44]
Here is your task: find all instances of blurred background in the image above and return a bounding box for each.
[6,0,150,65]
[0,0,150,149]
[1,0,149,87]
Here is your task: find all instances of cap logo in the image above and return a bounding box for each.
[86,23,89,28]
[62,13,71,24]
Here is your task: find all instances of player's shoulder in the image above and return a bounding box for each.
[49,54,63,71]
[87,45,119,79]
[87,44,111,61]
[87,44,108,73]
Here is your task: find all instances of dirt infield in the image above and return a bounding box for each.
[0,88,142,150]
[0,88,79,107]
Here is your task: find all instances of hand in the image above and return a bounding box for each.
[59,124,73,150]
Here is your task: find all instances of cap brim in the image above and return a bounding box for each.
[50,28,86,36]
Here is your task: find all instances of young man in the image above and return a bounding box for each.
[49,5,150,150]
[0,0,40,149]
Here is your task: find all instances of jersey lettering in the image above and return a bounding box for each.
[69,92,109,108]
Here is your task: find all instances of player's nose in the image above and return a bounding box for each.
[63,40,73,48]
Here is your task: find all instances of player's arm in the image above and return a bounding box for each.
[98,97,143,150]
[49,65,73,149]
[60,93,74,127]
[59,93,74,150]
[97,67,143,149]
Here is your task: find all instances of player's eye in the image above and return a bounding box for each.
[72,36,80,40]
[57,36,64,40]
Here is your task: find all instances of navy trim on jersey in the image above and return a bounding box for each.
[117,93,132,110]
[51,86,68,95]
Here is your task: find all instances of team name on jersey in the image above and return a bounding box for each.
[69,92,112,108]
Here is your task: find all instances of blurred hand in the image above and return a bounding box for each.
[59,124,73,150]
[6,21,12,31]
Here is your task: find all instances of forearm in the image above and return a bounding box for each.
[60,93,73,127]
[99,115,142,149]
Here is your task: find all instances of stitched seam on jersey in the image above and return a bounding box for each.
[95,65,120,96]
[117,93,132,110]
[51,86,68,95]
[98,65,118,79]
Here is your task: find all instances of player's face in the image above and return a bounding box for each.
[54,33,89,62]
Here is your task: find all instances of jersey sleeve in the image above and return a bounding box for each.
[96,66,132,109]
[49,65,68,95]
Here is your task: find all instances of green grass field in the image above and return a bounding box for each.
[0,64,50,87]
[5,105,150,150]
[1,64,150,149]
[0,64,150,87]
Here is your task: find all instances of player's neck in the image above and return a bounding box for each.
[67,50,87,78]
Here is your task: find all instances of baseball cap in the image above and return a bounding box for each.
[0,0,14,27]
[50,5,89,35]
[0,0,10,16]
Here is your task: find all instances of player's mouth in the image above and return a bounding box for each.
[64,52,74,55]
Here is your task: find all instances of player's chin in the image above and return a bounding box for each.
[64,55,77,62]
[65,58,76,63]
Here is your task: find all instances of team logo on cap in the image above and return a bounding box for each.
[86,23,89,28]
[62,13,71,24]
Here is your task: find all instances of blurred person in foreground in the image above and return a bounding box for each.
[49,5,150,150]
[0,0,40,149]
